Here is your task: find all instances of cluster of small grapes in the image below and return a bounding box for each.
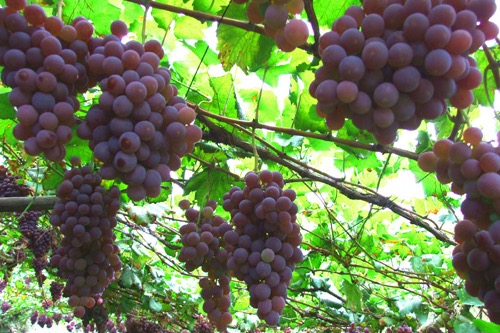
[0,1,96,161]
[193,315,214,333]
[234,0,309,52]
[0,125,55,282]
[418,128,500,322]
[345,323,371,333]
[384,324,413,333]
[0,166,32,197]
[18,210,54,284]
[6,248,26,267]
[42,298,53,309]
[30,311,62,328]
[450,218,500,323]
[50,281,64,302]
[310,0,497,145]
[396,324,413,333]
[178,200,233,331]
[0,280,6,293]
[49,165,122,318]
[221,170,303,325]
[81,303,121,333]
[418,127,500,228]
[124,316,171,333]
[1,301,11,313]
[76,20,202,201]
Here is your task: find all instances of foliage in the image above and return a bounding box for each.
[0,0,499,332]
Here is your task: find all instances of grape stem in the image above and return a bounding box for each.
[482,43,500,90]
[197,112,455,244]
[447,108,463,142]
[303,0,321,59]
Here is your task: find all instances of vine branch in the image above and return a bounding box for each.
[191,103,419,160]
[0,196,57,212]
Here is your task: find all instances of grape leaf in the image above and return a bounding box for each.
[216,4,274,74]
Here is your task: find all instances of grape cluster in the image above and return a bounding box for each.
[222,170,303,325]
[310,0,497,144]
[178,200,233,331]
[451,219,500,323]
[125,316,170,333]
[396,324,413,333]
[81,304,119,333]
[76,22,202,200]
[0,280,6,293]
[234,0,309,51]
[18,208,54,285]
[50,281,64,302]
[49,165,122,318]
[418,128,500,323]
[0,2,95,161]
[0,166,53,281]
[384,324,414,333]
[30,311,56,329]
[418,127,500,229]
[0,166,32,197]
[346,323,371,333]
[194,315,214,333]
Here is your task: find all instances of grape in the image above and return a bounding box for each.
[340,28,365,55]
[424,49,452,76]
[264,4,288,29]
[336,81,358,103]
[403,13,429,42]
[339,56,366,81]
[283,19,309,47]
[428,4,456,26]
[392,66,420,92]
[24,4,46,26]
[361,41,388,69]
[373,82,398,108]
[361,14,385,38]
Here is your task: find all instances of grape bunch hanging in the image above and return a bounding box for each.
[309,0,498,145]
[50,165,122,319]
[178,200,233,331]
[233,0,309,52]
[178,170,303,329]
[418,127,500,323]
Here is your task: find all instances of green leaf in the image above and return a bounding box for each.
[62,0,121,34]
[216,5,274,73]
[149,298,163,312]
[0,93,15,119]
[473,319,500,333]
[183,40,220,67]
[341,280,362,312]
[121,267,134,288]
[174,16,206,40]
[206,73,238,117]
[183,168,234,205]
[396,296,422,316]
[313,0,358,28]
[453,316,482,333]
[457,288,483,306]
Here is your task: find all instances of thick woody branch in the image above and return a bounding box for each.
[0,196,57,212]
